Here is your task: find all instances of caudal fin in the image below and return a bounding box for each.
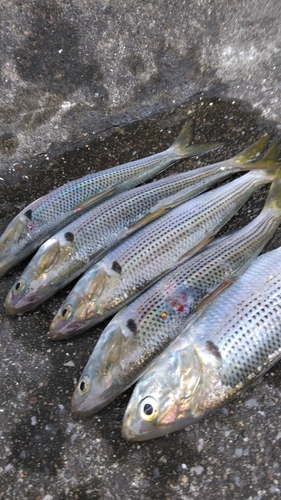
[170,122,224,158]
[262,166,281,212]
[231,134,271,165]
[237,138,281,174]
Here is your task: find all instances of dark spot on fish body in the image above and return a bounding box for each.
[112,261,122,274]
[127,319,138,334]
[24,209,32,220]
[64,231,74,242]
[205,340,222,361]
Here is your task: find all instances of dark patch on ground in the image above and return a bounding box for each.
[14,0,106,101]
[0,134,19,155]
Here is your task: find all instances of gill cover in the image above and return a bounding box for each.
[49,263,108,339]
[122,341,203,440]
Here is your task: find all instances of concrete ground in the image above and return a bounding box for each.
[1,2,281,499]
[1,97,281,500]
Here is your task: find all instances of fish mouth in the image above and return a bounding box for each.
[71,390,117,417]
[5,274,59,315]
[71,375,125,416]
[49,318,92,340]
[122,402,181,441]
[49,302,108,340]
[5,288,40,315]
[121,417,178,441]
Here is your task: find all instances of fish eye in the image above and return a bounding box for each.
[78,376,90,396]
[13,279,26,295]
[139,396,159,422]
[60,304,72,320]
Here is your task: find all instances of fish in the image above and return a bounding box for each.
[0,122,218,277]
[70,166,281,417]
[122,244,281,441]
[4,135,270,315]
[49,140,280,340]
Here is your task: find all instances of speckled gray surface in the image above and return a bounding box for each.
[1,98,281,500]
[1,0,281,171]
[1,2,281,500]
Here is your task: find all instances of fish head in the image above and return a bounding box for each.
[4,237,71,315]
[122,338,203,441]
[71,317,136,415]
[0,212,32,277]
[49,263,109,339]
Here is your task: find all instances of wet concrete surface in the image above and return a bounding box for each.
[1,97,281,499]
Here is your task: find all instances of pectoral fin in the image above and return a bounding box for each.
[127,206,169,233]
[127,190,202,233]
[75,185,119,213]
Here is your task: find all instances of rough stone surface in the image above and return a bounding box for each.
[1,2,281,500]
[1,0,281,171]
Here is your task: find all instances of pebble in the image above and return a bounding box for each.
[4,464,14,472]
[63,360,75,367]
[197,438,204,452]
[269,486,281,494]
[190,465,204,475]
[245,398,259,408]
[153,468,160,477]
[235,448,243,458]
[45,423,58,435]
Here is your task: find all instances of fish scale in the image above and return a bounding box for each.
[5,160,248,315]
[1,122,221,276]
[50,137,280,339]
[50,158,276,338]
[31,151,180,222]
[219,276,281,387]
[78,172,269,303]
[122,245,281,441]
[125,208,281,356]
[69,169,281,417]
[49,167,277,339]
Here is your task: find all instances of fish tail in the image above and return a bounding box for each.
[262,166,281,213]
[231,134,271,165]
[234,138,281,178]
[237,136,281,173]
[170,121,223,158]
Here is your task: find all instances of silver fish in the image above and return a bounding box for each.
[70,167,281,417]
[49,142,280,340]
[0,122,217,277]
[122,245,281,441]
[4,136,269,315]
